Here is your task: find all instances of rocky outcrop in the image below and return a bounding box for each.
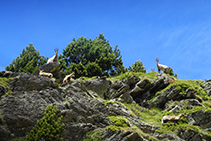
[0,71,210,140]
[130,76,169,107]
[149,85,201,109]
[33,62,66,84]
[187,110,211,129]
[203,80,211,98]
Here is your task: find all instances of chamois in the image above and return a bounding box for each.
[161,113,185,125]
[63,72,75,84]
[156,58,169,73]
[47,48,59,64]
[39,70,53,78]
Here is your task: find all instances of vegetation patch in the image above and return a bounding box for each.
[107,116,130,127]
[109,72,158,81]
[26,105,65,141]
[83,128,104,141]
[105,125,121,132]
[4,89,12,97]
[0,77,12,89]
[152,79,210,101]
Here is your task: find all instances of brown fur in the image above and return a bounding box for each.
[161,113,185,125]
[156,58,169,73]
[63,72,75,84]
[39,70,53,78]
[47,49,59,64]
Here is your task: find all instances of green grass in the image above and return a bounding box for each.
[83,128,104,141]
[109,72,159,81]
[0,77,12,89]
[151,79,210,101]
[0,77,13,99]
[107,116,130,127]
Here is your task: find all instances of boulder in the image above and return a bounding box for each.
[33,62,66,84]
[9,73,57,91]
[203,80,211,97]
[187,110,211,129]
[0,71,19,78]
[178,128,203,141]
[84,78,111,99]
[122,74,140,89]
[149,85,199,109]
[129,76,170,107]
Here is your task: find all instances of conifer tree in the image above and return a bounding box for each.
[127,60,146,73]
[5,43,47,73]
[26,105,65,141]
[59,33,124,78]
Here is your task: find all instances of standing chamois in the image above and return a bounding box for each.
[47,48,59,64]
[161,113,185,125]
[63,72,75,84]
[156,58,169,73]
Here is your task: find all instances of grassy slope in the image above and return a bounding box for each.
[1,73,211,140]
[99,72,211,140]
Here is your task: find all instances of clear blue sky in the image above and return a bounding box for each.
[1,0,211,80]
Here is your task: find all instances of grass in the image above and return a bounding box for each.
[0,77,12,89]
[109,72,159,81]
[0,77,13,99]
[150,79,210,102]
[83,128,104,141]
[123,102,211,140]
[107,116,130,127]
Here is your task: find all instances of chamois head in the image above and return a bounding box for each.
[54,48,59,55]
[180,113,185,118]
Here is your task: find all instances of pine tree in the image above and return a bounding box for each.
[127,60,146,73]
[5,43,48,73]
[59,33,124,78]
[26,105,65,141]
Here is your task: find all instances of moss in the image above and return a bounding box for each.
[105,125,120,131]
[0,77,12,89]
[151,79,210,104]
[109,72,158,81]
[104,100,114,105]
[107,116,130,127]
[4,89,12,97]
[83,128,103,141]
[77,76,98,81]
[11,138,26,141]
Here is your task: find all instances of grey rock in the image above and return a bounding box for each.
[0,72,208,141]
[149,85,199,109]
[84,78,111,99]
[0,71,19,78]
[187,110,211,129]
[130,77,169,107]
[178,128,202,141]
[169,105,182,114]
[122,74,140,89]
[101,130,147,141]
[9,73,57,91]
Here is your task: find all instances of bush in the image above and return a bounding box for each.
[26,105,65,141]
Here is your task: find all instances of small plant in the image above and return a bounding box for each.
[4,90,12,97]
[107,116,130,127]
[83,129,103,141]
[26,104,65,141]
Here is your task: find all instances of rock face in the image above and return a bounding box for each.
[0,71,210,141]
[130,76,169,107]
[33,62,66,83]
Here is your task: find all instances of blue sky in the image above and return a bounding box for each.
[1,0,211,80]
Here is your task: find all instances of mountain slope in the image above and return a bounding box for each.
[1,70,211,141]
